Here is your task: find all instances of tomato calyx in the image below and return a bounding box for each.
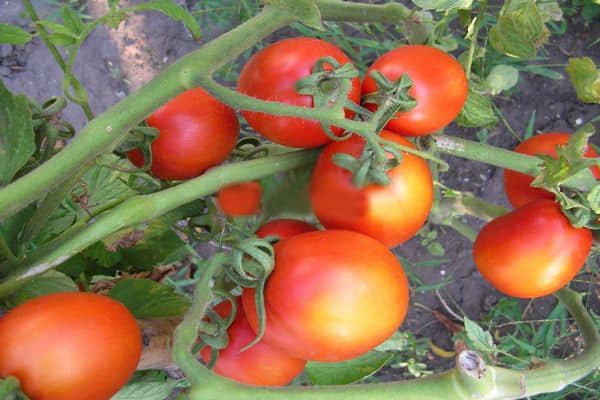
[118,124,160,171]
[363,72,417,133]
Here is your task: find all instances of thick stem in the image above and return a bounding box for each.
[316,0,411,23]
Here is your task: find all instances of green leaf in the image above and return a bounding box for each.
[0,23,33,45]
[0,205,34,257]
[61,6,85,35]
[485,65,519,95]
[0,80,35,186]
[456,89,498,128]
[85,241,122,268]
[34,205,77,244]
[306,351,392,385]
[0,377,24,400]
[131,0,201,39]
[112,371,177,400]
[108,279,190,318]
[261,165,313,220]
[464,316,495,353]
[520,64,563,80]
[399,11,434,45]
[566,57,600,104]
[264,0,324,30]
[411,0,473,11]
[375,331,412,352]
[427,241,445,256]
[587,185,600,214]
[117,227,186,270]
[103,10,128,29]
[3,270,78,307]
[538,1,563,22]
[489,0,550,59]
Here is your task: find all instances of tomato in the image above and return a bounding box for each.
[127,88,239,180]
[362,45,467,136]
[503,132,600,208]
[200,301,306,386]
[0,292,141,400]
[256,219,316,241]
[242,230,409,362]
[217,181,262,216]
[473,199,592,298]
[310,131,433,248]
[238,37,361,148]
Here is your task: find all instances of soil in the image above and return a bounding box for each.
[1,0,599,385]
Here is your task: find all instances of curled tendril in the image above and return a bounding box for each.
[198,290,238,363]
[30,96,67,120]
[231,137,271,160]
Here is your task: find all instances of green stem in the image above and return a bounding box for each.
[0,236,17,262]
[464,0,487,79]
[0,150,318,297]
[316,0,411,23]
[440,218,477,242]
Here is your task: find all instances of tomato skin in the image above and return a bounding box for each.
[127,88,239,180]
[242,230,409,362]
[473,199,592,298]
[200,301,306,386]
[310,131,433,247]
[238,37,361,148]
[217,182,262,216]
[362,45,467,136]
[503,132,600,208]
[0,292,142,400]
[256,219,316,241]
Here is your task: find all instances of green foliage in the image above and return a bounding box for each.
[456,89,498,128]
[0,377,26,400]
[306,351,393,385]
[260,165,313,220]
[265,0,324,30]
[464,316,496,353]
[566,57,600,104]
[3,271,78,308]
[0,24,33,45]
[411,0,472,11]
[108,279,191,318]
[128,0,201,39]
[485,65,520,95]
[111,371,179,400]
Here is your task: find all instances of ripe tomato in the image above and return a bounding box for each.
[473,199,592,298]
[310,131,433,248]
[242,230,409,362]
[238,37,361,148]
[200,301,306,386]
[503,132,600,208]
[127,88,239,180]
[0,292,141,400]
[256,219,316,241]
[217,181,262,216]
[362,45,467,136]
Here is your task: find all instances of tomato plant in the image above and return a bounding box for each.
[503,132,600,208]
[217,181,262,216]
[238,37,361,148]
[361,45,468,136]
[0,292,141,400]
[310,131,433,247]
[256,219,316,241]
[127,88,239,180]
[473,200,592,298]
[242,230,409,362]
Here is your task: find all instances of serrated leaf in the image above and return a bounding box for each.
[412,0,473,11]
[112,371,177,400]
[0,23,32,45]
[306,351,392,385]
[566,57,600,104]
[85,241,122,268]
[485,65,519,95]
[375,331,412,352]
[62,6,84,35]
[108,279,190,318]
[3,270,78,307]
[131,0,201,39]
[464,316,495,352]
[265,0,324,30]
[587,185,600,214]
[456,89,498,128]
[489,0,549,59]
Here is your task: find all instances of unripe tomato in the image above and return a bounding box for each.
[127,88,239,180]
[242,230,409,362]
[310,131,433,247]
[0,292,142,400]
[217,181,262,216]
[503,132,600,208]
[238,37,361,148]
[256,219,316,241]
[200,301,306,386]
[362,45,467,136]
[473,200,592,298]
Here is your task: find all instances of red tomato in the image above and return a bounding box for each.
[362,45,467,136]
[217,181,262,216]
[200,301,306,386]
[473,199,592,298]
[242,230,409,362]
[310,131,433,247]
[238,37,361,148]
[127,88,239,180]
[256,219,316,241]
[0,292,142,400]
[503,132,600,208]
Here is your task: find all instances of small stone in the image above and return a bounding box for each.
[575,117,583,126]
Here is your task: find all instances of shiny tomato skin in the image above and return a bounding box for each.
[256,219,317,241]
[217,181,262,216]
[242,230,409,362]
[127,88,239,180]
[0,292,142,400]
[310,131,433,247]
[473,199,592,298]
[238,37,361,148]
[200,301,306,386]
[503,132,600,208]
[362,45,467,136]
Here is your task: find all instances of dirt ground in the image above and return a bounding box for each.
[1,0,599,378]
